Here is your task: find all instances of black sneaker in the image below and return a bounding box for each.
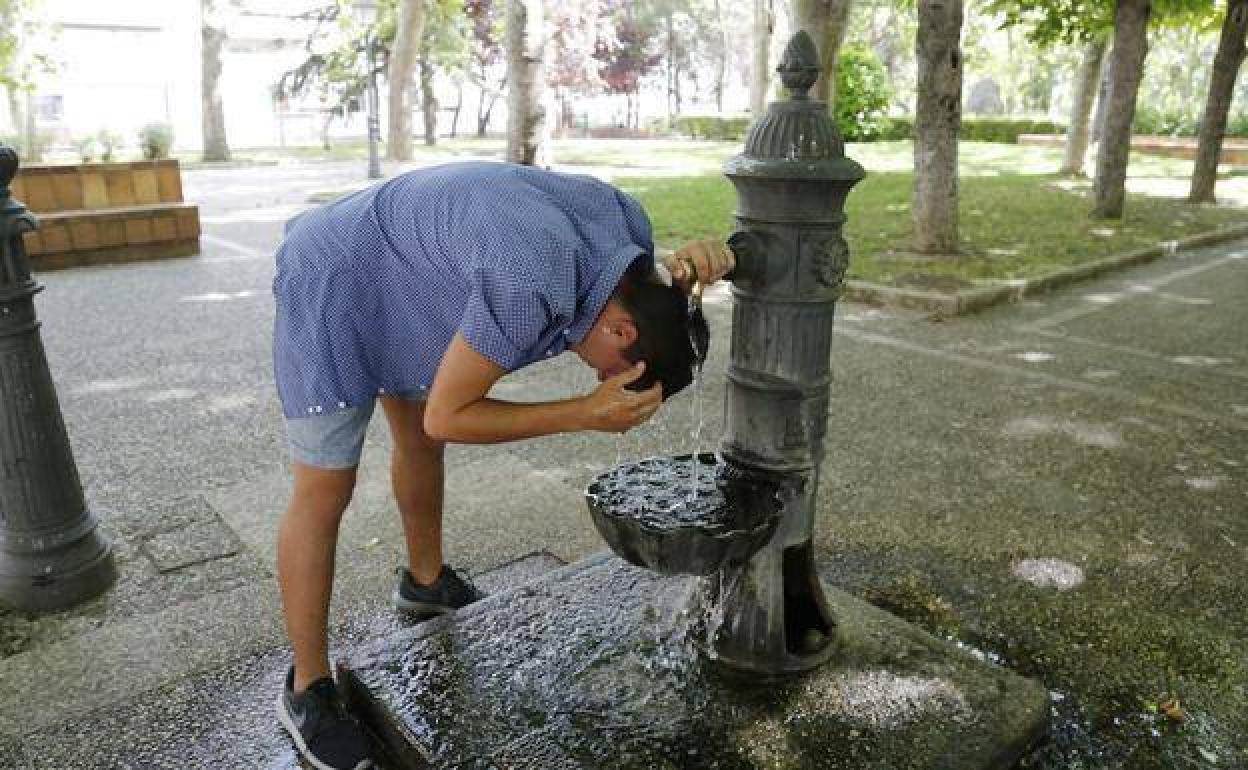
[393,564,483,615]
[277,668,374,770]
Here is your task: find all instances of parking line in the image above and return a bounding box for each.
[200,233,272,262]
[1024,249,1246,331]
[835,326,1248,431]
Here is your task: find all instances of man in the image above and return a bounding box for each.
[272,161,733,770]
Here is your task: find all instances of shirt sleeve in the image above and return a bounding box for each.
[459,274,564,372]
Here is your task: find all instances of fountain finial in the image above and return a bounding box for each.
[777,30,821,100]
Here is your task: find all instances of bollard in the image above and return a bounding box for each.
[0,145,117,612]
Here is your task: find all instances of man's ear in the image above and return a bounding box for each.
[608,316,638,349]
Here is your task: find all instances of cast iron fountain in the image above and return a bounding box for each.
[343,32,1050,769]
[587,29,862,680]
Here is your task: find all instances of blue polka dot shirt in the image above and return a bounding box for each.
[272,161,655,419]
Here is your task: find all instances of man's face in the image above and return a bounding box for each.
[572,300,637,381]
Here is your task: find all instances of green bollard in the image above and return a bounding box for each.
[0,145,117,612]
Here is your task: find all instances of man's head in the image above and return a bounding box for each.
[571,261,707,400]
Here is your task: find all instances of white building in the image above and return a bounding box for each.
[15,0,374,154]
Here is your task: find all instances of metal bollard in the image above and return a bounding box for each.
[0,145,117,612]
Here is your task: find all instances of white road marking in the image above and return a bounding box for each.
[835,327,1248,431]
[200,233,273,262]
[1024,250,1245,330]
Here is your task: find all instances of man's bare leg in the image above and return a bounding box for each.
[277,463,356,692]
[381,397,445,586]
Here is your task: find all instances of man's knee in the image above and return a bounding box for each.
[287,464,358,523]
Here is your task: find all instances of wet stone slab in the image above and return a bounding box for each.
[342,554,1050,769]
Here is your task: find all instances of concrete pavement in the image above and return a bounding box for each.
[0,160,1243,768]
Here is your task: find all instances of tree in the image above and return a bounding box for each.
[505,0,548,165]
[549,0,605,135]
[201,0,231,162]
[388,0,428,161]
[1,0,54,161]
[418,0,471,146]
[912,0,963,254]
[1061,34,1108,175]
[750,0,774,115]
[594,4,661,130]
[464,0,506,136]
[1189,0,1248,203]
[1092,0,1151,219]
[791,0,852,110]
[277,4,380,152]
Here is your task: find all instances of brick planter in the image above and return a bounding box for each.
[11,160,201,270]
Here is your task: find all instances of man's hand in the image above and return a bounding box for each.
[664,239,736,293]
[581,362,662,434]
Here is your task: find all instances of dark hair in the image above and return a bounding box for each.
[612,261,709,400]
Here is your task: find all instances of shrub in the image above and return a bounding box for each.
[96,129,123,162]
[869,117,1061,143]
[1132,106,1198,137]
[835,44,893,141]
[672,116,752,141]
[137,122,174,159]
[73,136,98,163]
[960,118,1064,143]
[1227,112,1248,138]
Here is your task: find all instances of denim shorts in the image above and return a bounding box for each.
[285,387,428,469]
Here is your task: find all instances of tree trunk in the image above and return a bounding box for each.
[506,0,549,166]
[1093,0,1151,219]
[1189,0,1248,203]
[912,0,963,255]
[1090,51,1112,142]
[321,111,334,150]
[201,0,231,162]
[22,90,39,162]
[1061,35,1107,176]
[713,0,727,113]
[420,54,438,146]
[750,0,773,115]
[450,81,463,138]
[387,0,428,161]
[792,0,852,110]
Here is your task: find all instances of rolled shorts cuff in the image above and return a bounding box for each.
[284,388,428,469]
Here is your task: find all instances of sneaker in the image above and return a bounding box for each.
[393,564,483,615]
[277,668,374,770]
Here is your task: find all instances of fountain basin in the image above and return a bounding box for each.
[585,453,782,576]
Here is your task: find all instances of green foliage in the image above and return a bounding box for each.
[96,129,123,162]
[875,118,1062,144]
[960,118,1064,143]
[137,123,174,160]
[835,44,892,142]
[1132,105,1199,137]
[1226,112,1248,138]
[984,0,1216,46]
[878,117,913,141]
[73,136,97,163]
[671,115,751,141]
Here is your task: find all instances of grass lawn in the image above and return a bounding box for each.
[614,141,1248,287]
[273,136,1248,288]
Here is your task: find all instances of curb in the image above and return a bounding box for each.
[843,222,1248,317]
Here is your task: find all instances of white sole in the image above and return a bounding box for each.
[391,589,455,616]
[276,692,374,770]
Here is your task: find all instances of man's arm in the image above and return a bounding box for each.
[423,334,663,444]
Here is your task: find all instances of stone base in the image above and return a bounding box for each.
[342,554,1049,769]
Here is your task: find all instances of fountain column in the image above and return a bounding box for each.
[707,30,864,677]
